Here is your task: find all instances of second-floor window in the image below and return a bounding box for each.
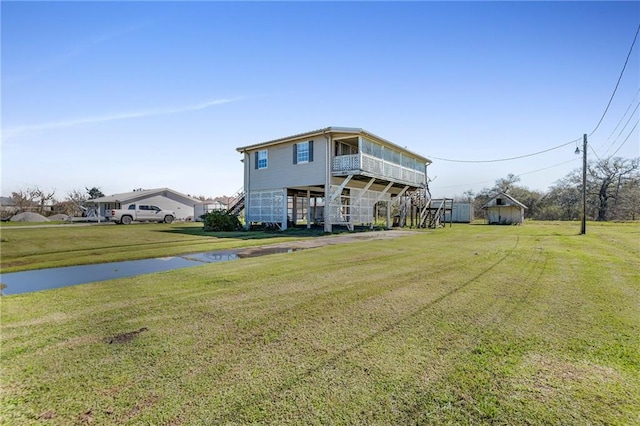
[256,150,268,169]
[293,140,313,164]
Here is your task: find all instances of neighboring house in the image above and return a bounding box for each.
[236,127,432,232]
[482,193,527,225]
[88,188,200,220]
[0,196,19,219]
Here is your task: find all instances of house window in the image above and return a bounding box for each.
[256,150,268,169]
[496,198,504,206]
[293,140,314,164]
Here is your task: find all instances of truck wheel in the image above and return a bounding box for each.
[164,215,174,224]
[121,215,133,225]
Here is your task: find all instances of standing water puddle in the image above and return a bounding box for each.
[0,247,300,295]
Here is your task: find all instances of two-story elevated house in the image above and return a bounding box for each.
[236,127,432,232]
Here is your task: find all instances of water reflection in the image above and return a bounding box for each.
[0,247,300,295]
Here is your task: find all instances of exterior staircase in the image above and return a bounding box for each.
[428,199,445,228]
[396,186,452,229]
[227,188,245,215]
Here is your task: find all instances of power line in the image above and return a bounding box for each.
[429,23,639,166]
[589,23,640,137]
[609,119,639,157]
[602,101,640,157]
[428,138,580,163]
[434,158,580,190]
[595,88,640,153]
[515,158,581,177]
[589,143,602,162]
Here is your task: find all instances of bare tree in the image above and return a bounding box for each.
[31,187,57,216]
[589,157,640,221]
[64,189,89,216]
[611,177,640,220]
[10,189,35,213]
[9,186,56,215]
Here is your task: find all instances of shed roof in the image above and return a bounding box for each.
[236,126,431,164]
[481,192,528,210]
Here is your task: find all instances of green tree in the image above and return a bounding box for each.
[201,211,242,232]
[86,187,105,199]
[544,176,581,220]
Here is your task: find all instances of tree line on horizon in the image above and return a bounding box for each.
[2,156,638,223]
[456,156,640,222]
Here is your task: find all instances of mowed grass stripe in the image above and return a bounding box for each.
[207,238,528,423]
[1,223,639,424]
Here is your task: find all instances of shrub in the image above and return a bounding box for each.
[201,211,242,232]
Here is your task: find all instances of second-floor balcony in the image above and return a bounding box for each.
[332,153,426,186]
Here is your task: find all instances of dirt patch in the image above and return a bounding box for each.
[38,410,56,420]
[125,394,159,420]
[513,352,621,403]
[237,247,302,258]
[78,408,93,424]
[106,327,149,344]
[238,230,420,255]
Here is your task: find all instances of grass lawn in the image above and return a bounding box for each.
[1,222,639,424]
[0,222,317,273]
[0,221,68,227]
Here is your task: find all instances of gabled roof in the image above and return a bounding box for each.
[0,196,16,206]
[87,188,200,204]
[236,126,431,164]
[481,192,528,210]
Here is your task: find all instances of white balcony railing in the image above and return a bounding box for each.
[332,154,360,171]
[332,153,425,186]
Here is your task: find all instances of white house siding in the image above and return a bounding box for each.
[248,139,327,191]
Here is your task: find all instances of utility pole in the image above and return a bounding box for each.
[581,134,587,235]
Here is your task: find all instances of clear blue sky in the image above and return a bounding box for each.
[2,1,639,200]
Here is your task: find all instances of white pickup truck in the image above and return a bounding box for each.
[106,204,175,225]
